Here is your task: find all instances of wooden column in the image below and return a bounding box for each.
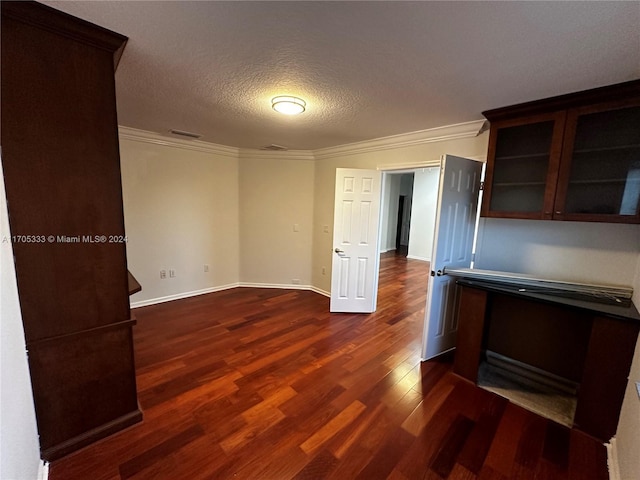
[574,316,640,441]
[1,1,141,460]
[453,285,488,382]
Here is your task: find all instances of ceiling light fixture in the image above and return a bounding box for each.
[272,96,306,115]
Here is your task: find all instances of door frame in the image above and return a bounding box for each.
[378,161,442,262]
[376,158,486,359]
[329,157,485,339]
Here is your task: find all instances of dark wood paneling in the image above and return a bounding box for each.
[486,294,592,382]
[453,285,488,382]
[574,316,640,440]
[29,324,141,458]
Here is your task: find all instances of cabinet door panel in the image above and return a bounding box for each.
[482,112,565,219]
[555,100,640,223]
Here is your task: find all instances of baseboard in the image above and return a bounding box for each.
[407,255,430,262]
[41,409,142,461]
[37,460,49,480]
[607,437,621,480]
[309,285,331,297]
[239,282,330,297]
[130,283,240,308]
[131,283,330,308]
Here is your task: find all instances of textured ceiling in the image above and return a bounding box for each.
[44,1,640,151]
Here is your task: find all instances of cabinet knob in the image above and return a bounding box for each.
[544,211,551,215]
[555,211,562,215]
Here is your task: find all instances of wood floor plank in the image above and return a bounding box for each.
[300,400,367,455]
[47,252,609,480]
[430,414,475,478]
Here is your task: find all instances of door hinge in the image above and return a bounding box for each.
[479,181,485,191]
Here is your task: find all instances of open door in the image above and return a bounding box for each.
[330,168,382,313]
[422,155,482,360]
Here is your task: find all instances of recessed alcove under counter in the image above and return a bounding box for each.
[450,270,640,441]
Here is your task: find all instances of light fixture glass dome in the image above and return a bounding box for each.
[272,96,306,115]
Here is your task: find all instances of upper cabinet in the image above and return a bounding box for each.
[482,81,640,223]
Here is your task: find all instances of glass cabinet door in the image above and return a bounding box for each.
[556,102,640,222]
[483,112,565,219]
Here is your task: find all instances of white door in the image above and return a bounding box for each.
[422,155,482,360]
[330,168,382,313]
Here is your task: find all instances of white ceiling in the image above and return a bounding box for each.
[45,1,640,151]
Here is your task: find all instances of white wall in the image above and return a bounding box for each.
[312,129,489,293]
[239,153,315,287]
[613,253,640,480]
[0,160,42,480]
[119,132,240,306]
[380,174,401,252]
[407,168,439,261]
[475,218,640,287]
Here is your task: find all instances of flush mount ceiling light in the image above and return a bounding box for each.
[272,96,306,115]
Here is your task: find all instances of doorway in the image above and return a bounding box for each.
[380,168,439,262]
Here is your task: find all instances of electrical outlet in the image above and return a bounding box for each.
[293,223,299,232]
[169,269,176,278]
[204,264,209,273]
[292,279,300,285]
[323,225,329,233]
[322,267,326,275]
[160,270,166,279]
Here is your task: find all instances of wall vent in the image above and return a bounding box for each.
[261,144,288,151]
[169,129,202,139]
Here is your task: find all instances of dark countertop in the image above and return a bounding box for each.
[455,277,640,323]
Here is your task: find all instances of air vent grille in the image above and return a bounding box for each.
[169,129,202,139]
[261,144,288,151]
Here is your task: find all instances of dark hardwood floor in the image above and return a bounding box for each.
[49,252,609,479]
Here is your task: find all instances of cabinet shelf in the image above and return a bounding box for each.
[493,182,546,187]
[568,179,627,185]
[573,143,640,154]
[495,152,549,161]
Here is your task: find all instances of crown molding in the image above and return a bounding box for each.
[238,149,316,162]
[119,119,485,161]
[313,120,486,160]
[118,126,239,158]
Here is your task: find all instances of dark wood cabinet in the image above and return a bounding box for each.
[482,81,640,223]
[1,1,141,460]
[453,280,640,442]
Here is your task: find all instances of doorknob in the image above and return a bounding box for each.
[334,248,345,254]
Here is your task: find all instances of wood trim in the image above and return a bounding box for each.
[26,318,138,347]
[128,271,142,296]
[482,79,640,122]
[1,1,127,67]
[41,409,143,461]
